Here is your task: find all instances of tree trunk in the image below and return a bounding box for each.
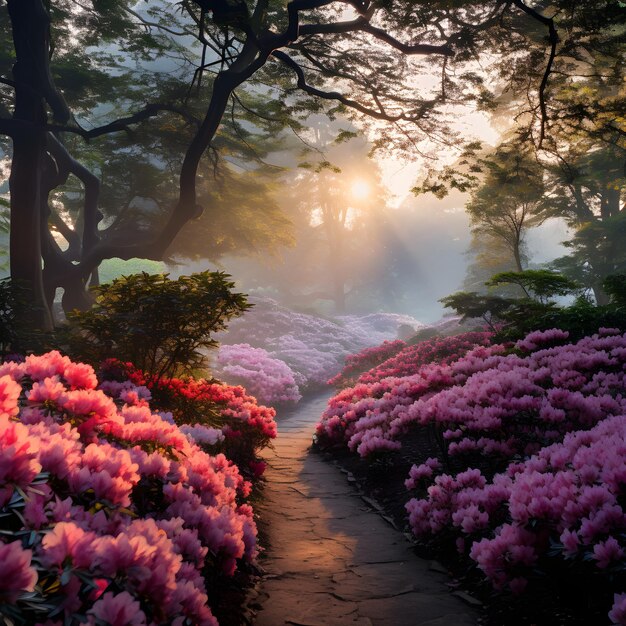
[332,274,346,313]
[513,239,524,273]
[592,283,610,306]
[8,0,55,331]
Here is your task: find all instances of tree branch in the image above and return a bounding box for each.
[46,133,102,254]
[74,103,201,139]
[272,50,406,121]
[299,18,453,56]
[511,0,559,149]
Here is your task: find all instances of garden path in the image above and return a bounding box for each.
[254,393,478,626]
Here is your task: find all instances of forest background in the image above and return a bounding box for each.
[0,0,624,326]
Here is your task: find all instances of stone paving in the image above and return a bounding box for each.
[254,393,478,626]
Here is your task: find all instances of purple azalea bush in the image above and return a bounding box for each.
[317,328,626,623]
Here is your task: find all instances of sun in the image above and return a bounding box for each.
[350,179,370,200]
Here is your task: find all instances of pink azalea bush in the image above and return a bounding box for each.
[316,333,499,456]
[218,297,421,395]
[318,327,626,623]
[357,331,493,384]
[215,344,301,406]
[406,413,626,623]
[328,340,407,388]
[317,329,626,461]
[0,351,265,625]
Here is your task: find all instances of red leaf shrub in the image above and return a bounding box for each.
[100,359,277,468]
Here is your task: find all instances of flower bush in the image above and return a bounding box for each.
[336,312,423,345]
[357,331,493,384]
[406,413,626,623]
[100,359,277,471]
[317,329,626,462]
[218,297,421,399]
[319,327,626,624]
[215,344,301,406]
[316,332,498,456]
[0,351,266,625]
[328,340,407,388]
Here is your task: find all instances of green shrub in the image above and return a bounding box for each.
[497,298,626,342]
[0,278,52,356]
[604,274,626,307]
[486,269,581,303]
[441,271,624,342]
[64,271,250,377]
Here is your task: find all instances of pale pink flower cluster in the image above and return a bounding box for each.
[216,343,301,405]
[336,312,423,345]
[0,352,259,625]
[218,297,421,398]
[179,424,225,446]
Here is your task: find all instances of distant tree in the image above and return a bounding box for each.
[164,165,295,262]
[414,1,625,300]
[463,231,520,294]
[439,290,514,330]
[466,145,546,272]
[546,146,626,303]
[603,273,626,308]
[486,269,581,304]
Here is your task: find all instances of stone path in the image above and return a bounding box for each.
[254,393,478,626]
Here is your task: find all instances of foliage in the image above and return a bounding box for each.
[465,147,546,272]
[2,0,530,327]
[603,274,626,308]
[0,279,52,356]
[166,166,296,262]
[486,270,581,304]
[65,272,249,378]
[439,291,516,329]
[496,297,626,344]
[553,211,626,302]
[415,4,626,296]
[441,270,584,334]
[0,351,264,625]
[97,257,166,285]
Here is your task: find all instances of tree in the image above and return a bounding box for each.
[412,0,625,299]
[286,133,388,313]
[466,145,546,272]
[6,0,592,328]
[486,269,580,304]
[441,270,581,332]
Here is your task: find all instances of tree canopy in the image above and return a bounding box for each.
[1,0,624,326]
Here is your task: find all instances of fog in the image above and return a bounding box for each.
[168,179,570,324]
